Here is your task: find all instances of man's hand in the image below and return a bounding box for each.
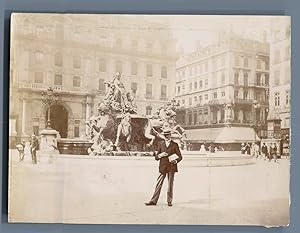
[171,160,178,164]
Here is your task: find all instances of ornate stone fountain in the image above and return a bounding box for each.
[85,72,186,156]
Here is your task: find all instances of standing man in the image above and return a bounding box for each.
[30,134,39,164]
[145,128,183,207]
[261,142,268,160]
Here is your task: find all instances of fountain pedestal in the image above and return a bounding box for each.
[40,128,59,163]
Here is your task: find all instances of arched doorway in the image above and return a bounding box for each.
[46,104,68,138]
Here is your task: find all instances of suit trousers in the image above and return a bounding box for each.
[150,171,175,204]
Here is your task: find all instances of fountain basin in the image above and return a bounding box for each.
[57,138,93,155]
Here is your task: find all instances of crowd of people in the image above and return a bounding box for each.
[241,142,279,162]
[15,134,39,164]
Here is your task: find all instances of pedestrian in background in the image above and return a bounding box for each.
[261,142,268,160]
[245,143,251,155]
[16,139,26,162]
[269,143,278,162]
[30,134,39,164]
[241,143,245,154]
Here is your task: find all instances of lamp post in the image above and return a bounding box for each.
[41,87,59,129]
[252,100,261,142]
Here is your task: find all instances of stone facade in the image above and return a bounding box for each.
[9,14,177,145]
[268,17,291,138]
[175,33,270,148]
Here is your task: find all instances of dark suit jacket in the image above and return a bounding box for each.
[154,140,183,174]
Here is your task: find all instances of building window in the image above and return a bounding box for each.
[54,52,63,67]
[244,58,249,67]
[274,49,280,64]
[54,74,62,86]
[205,62,208,72]
[274,70,280,85]
[131,62,138,75]
[199,80,203,88]
[221,72,225,85]
[116,61,122,73]
[35,51,44,63]
[194,96,198,103]
[73,76,81,87]
[177,86,181,95]
[99,59,106,72]
[265,59,270,70]
[98,79,105,93]
[275,92,280,106]
[161,66,167,78]
[257,59,261,69]
[73,56,81,69]
[161,85,167,100]
[221,91,225,97]
[194,82,197,90]
[74,120,80,138]
[182,84,185,92]
[244,72,248,86]
[194,112,198,125]
[205,79,208,87]
[182,99,185,105]
[243,89,248,99]
[199,95,203,104]
[234,71,239,85]
[146,64,153,77]
[234,89,239,98]
[205,94,208,100]
[213,92,217,99]
[286,91,290,105]
[285,66,290,83]
[131,82,138,95]
[34,72,43,83]
[234,55,239,66]
[188,113,193,125]
[146,106,152,115]
[189,97,192,105]
[189,83,193,91]
[265,74,269,86]
[256,73,261,85]
[146,83,152,99]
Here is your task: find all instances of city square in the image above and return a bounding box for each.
[8,150,289,225]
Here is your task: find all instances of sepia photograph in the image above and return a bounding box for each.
[8,13,290,226]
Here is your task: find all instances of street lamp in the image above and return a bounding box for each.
[41,87,59,129]
[252,100,261,142]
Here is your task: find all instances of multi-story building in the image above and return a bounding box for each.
[9,14,177,145]
[175,34,270,150]
[268,18,291,139]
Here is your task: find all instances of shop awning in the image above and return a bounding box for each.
[186,128,223,143]
[186,127,260,143]
[215,127,260,143]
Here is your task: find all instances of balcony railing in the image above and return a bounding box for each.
[233,98,254,105]
[18,83,90,93]
[208,99,226,106]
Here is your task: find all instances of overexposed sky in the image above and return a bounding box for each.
[168,15,274,53]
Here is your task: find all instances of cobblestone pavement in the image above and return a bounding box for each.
[8,150,290,226]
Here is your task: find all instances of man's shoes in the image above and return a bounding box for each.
[145,201,156,206]
[167,202,172,207]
